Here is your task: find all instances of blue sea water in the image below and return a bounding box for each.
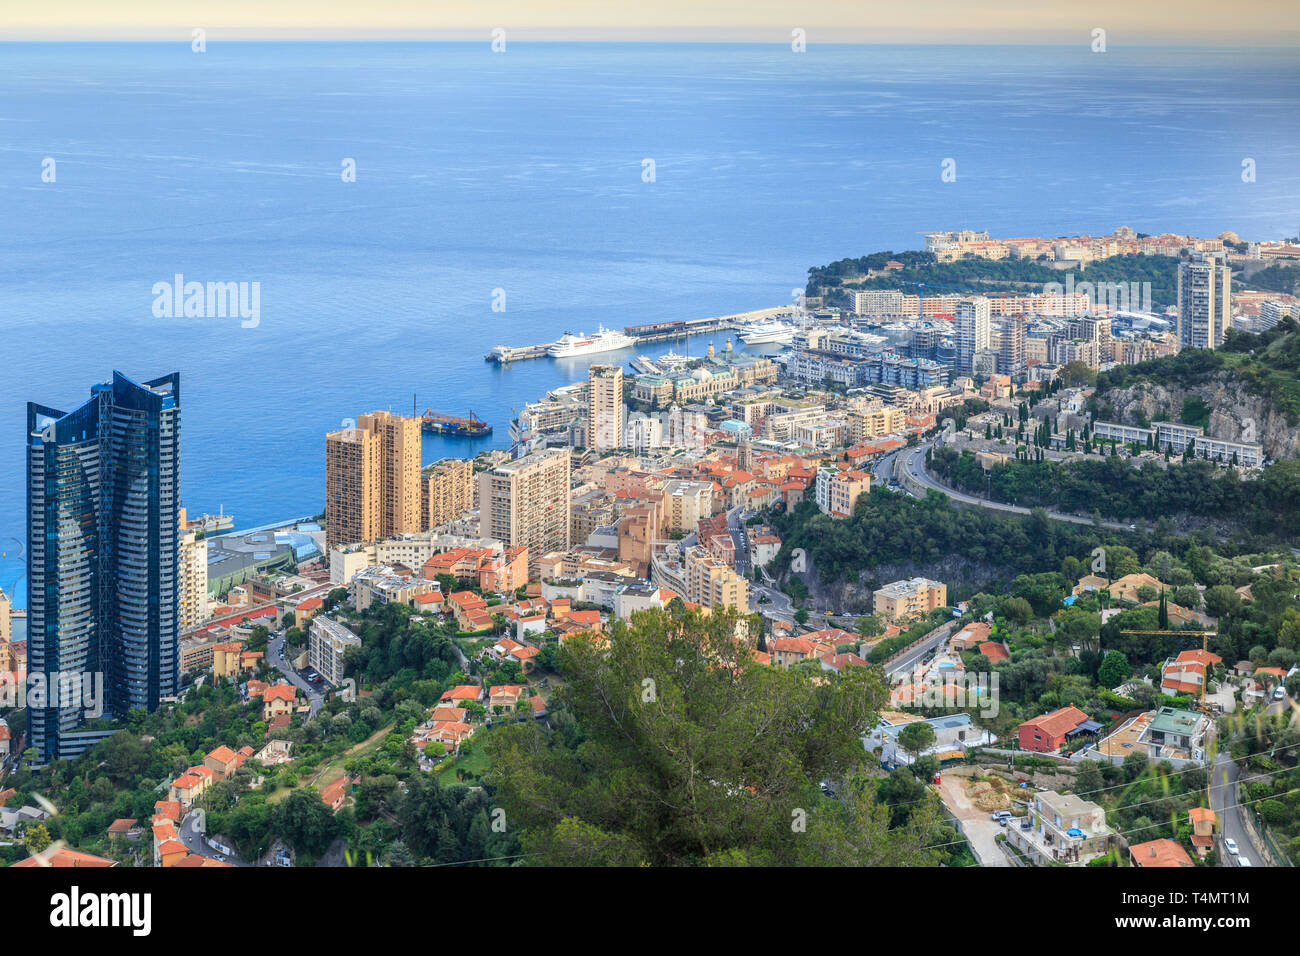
[1,41,1299,606]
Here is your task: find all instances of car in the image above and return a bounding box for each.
[1224,838,1239,855]
[1237,856,1253,867]
[215,854,226,862]
[1273,688,1286,701]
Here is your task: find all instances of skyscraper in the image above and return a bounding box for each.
[27,371,181,763]
[357,410,423,537]
[325,425,380,551]
[1177,253,1232,350]
[325,409,423,552]
[586,364,625,452]
[954,297,991,375]
[996,317,1025,375]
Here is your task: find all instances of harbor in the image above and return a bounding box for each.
[483,305,792,364]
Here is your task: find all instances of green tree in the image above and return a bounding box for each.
[1098,650,1130,688]
[24,823,52,854]
[897,721,937,764]
[485,607,941,866]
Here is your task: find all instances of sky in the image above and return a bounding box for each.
[1,0,1297,44]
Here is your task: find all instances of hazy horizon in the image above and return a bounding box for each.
[2,0,1297,45]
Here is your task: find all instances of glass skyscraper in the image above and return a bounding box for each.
[27,371,181,763]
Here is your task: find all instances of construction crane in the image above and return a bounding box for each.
[1119,629,1218,712]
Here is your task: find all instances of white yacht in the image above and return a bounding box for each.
[548,326,636,358]
[739,320,798,345]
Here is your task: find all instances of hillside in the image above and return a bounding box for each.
[806,252,1181,310]
[1094,318,1300,458]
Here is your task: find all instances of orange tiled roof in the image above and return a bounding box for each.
[13,848,117,868]
[1022,705,1090,738]
[1129,839,1194,868]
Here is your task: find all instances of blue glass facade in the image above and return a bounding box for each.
[27,371,181,763]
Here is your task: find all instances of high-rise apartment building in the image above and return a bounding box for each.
[325,410,423,551]
[586,364,625,452]
[996,317,1025,375]
[422,457,475,529]
[478,449,571,567]
[358,410,423,537]
[27,371,182,763]
[954,297,991,375]
[177,509,209,632]
[1177,253,1232,350]
[325,425,380,551]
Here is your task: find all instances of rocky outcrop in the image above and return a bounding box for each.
[1101,373,1300,460]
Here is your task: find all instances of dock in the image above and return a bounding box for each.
[484,305,789,364]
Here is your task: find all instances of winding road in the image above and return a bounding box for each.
[896,442,1133,532]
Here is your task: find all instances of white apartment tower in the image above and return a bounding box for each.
[1177,253,1232,350]
[954,297,991,375]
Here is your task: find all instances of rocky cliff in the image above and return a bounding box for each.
[1101,373,1300,461]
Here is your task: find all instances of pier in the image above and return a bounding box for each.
[483,305,789,364]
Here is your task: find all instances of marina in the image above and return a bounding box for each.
[484,306,792,364]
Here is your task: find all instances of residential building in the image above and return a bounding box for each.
[326,410,423,552]
[27,371,182,763]
[325,424,380,551]
[953,297,991,375]
[683,546,748,613]
[422,457,474,529]
[814,467,870,519]
[309,616,361,686]
[662,479,714,532]
[177,508,209,632]
[873,577,947,622]
[1177,253,1231,350]
[478,449,571,569]
[1007,790,1114,865]
[1129,838,1194,868]
[587,364,625,452]
[1017,705,1093,753]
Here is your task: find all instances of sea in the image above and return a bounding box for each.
[1,41,1298,606]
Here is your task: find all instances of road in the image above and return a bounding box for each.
[1264,689,1294,718]
[268,631,325,718]
[884,620,956,679]
[180,811,249,866]
[896,443,1132,532]
[726,506,752,576]
[1211,751,1262,867]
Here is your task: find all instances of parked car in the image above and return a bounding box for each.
[1273,687,1286,701]
[1224,838,1239,855]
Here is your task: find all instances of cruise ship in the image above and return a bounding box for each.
[739,320,798,345]
[548,326,636,358]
